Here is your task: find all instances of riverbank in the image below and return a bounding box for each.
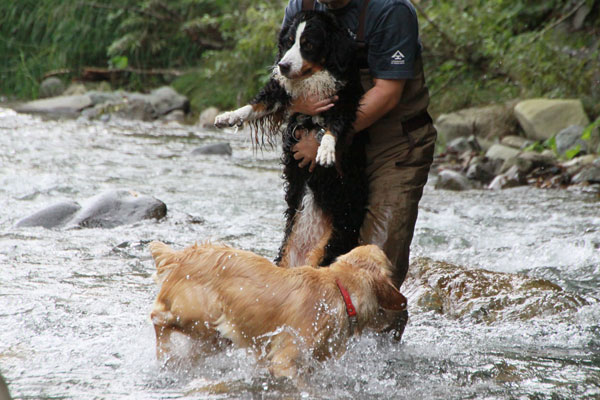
[7,83,600,196]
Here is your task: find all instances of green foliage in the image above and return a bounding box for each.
[419,0,600,118]
[0,0,122,98]
[1,0,599,123]
[173,1,286,111]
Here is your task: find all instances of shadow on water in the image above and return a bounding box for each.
[0,108,599,399]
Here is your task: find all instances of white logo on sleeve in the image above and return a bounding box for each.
[391,50,405,65]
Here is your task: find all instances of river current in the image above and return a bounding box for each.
[1,107,599,399]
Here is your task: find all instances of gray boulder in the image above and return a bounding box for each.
[485,144,521,162]
[572,166,600,185]
[488,165,526,190]
[555,125,588,156]
[15,201,81,228]
[161,110,186,124]
[15,190,167,229]
[39,77,65,98]
[435,170,475,191]
[500,135,534,150]
[14,95,93,116]
[147,86,190,116]
[560,154,597,176]
[198,107,220,128]
[500,151,557,175]
[466,156,502,184]
[192,143,232,156]
[435,102,518,143]
[70,190,167,228]
[514,99,590,141]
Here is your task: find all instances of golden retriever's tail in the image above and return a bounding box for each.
[149,241,180,285]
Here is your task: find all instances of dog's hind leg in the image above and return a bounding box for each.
[265,334,301,380]
[275,146,308,267]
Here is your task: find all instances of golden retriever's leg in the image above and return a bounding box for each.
[265,334,302,380]
[268,345,300,380]
[153,323,174,361]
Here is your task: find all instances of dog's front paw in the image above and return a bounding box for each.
[214,105,254,128]
[214,111,242,128]
[316,134,336,167]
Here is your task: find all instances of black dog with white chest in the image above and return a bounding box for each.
[215,11,367,268]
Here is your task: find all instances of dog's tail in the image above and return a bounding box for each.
[149,241,180,285]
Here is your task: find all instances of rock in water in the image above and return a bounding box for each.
[15,190,167,229]
[404,257,592,323]
[15,201,81,228]
[70,190,167,228]
[192,143,232,156]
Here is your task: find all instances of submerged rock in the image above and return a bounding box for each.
[15,201,81,228]
[192,143,232,156]
[70,190,167,228]
[15,190,167,229]
[404,257,591,323]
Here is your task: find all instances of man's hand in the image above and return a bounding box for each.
[290,95,338,116]
[292,129,319,172]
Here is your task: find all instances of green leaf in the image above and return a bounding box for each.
[564,145,581,160]
[581,117,600,141]
[109,55,129,69]
[543,136,557,154]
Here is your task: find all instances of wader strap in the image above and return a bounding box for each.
[302,0,314,10]
[357,0,370,43]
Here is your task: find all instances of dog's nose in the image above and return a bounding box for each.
[278,62,291,76]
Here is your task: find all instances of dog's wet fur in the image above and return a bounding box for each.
[215,11,368,268]
[150,241,406,379]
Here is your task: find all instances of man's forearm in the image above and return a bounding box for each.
[353,78,406,133]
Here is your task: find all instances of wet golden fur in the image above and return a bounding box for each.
[149,241,406,379]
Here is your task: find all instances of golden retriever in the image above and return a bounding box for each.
[149,241,406,379]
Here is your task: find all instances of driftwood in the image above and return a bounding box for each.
[43,67,183,82]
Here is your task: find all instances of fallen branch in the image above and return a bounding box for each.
[81,67,184,81]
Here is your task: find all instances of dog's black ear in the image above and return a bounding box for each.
[375,282,408,311]
[326,29,356,74]
[277,23,292,60]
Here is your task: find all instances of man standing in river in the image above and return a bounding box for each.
[283,0,437,340]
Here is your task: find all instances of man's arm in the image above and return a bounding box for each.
[291,78,405,171]
[353,78,405,132]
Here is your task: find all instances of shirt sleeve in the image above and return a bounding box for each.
[282,0,302,30]
[367,4,420,80]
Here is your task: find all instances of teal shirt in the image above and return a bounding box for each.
[282,0,421,80]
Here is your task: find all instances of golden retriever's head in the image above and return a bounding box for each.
[337,245,407,312]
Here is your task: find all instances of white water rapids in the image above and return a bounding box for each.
[0,108,598,399]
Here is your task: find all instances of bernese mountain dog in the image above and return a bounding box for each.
[215,10,367,268]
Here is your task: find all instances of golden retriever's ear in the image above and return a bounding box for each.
[375,281,408,311]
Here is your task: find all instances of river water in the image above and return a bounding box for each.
[1,107,599,399]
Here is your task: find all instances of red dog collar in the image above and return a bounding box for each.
[336,279,358,334]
